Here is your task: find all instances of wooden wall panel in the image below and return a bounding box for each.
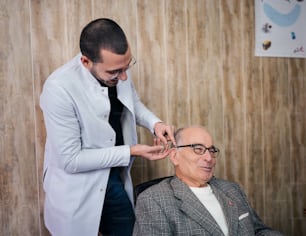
[288,58,306,235]
[289,59,306,183]
[133,0,169,181]
[0,0,39,235]
[220,0,247,185]
[66,0,93,57]
[166,0,189,128]
[187,0,224,177]
[262,58,291,235]
[0,0,305,235]
[242,0,265,217]
[136,0,166,118]
[163,0,188,176]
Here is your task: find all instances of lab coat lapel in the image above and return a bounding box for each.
[211,184,239,236]
[116,78,137,146]
[117,78,134,113]
[171,178,225,236]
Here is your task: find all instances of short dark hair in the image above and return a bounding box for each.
[79,18,128,62]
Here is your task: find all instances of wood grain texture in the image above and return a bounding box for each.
[66,0,93,57]
[0,1,305,235]
[220,0,247,186]
[187,0,224,177]
[262,57,291,234]
[241,0,265,218]
[165,0,189,128]
[0,0,39,235]
[134,0,169,180]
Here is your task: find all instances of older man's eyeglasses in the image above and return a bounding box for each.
[175,144,220,157]
[106,56,137,79]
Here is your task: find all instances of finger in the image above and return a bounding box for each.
[163,126,176,146]
[149,145,164,153]
[154,137,162,146]
[157,149,172,159]
[149,151,170,161]
[158,134,168,146]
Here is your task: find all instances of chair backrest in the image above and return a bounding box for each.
[134,176,173,198]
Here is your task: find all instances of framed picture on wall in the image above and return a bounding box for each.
[255,0,306,58]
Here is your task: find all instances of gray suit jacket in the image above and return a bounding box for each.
[133,176,283,236]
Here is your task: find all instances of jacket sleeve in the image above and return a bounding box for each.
[133,192,172,236]
[40,80,131,173]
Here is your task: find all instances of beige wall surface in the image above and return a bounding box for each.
[0,0,305,235]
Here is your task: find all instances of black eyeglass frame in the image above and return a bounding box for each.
[175,143,220,157]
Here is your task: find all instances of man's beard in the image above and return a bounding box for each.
[90,68,118,87]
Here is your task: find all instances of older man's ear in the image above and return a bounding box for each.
[169,147,179,166]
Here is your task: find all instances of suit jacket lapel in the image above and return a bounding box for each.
[210,183,239,236]
[171,177,225,236]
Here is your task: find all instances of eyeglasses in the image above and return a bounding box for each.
[175,144,220,157]
[105,56,137,79]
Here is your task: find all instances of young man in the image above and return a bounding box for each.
[133,125,283,236]
[40,18,174,236]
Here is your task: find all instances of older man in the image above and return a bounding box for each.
[133,125,283,236]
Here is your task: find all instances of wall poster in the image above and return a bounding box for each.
[255,0,306,58]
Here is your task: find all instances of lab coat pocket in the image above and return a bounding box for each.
[46,167,85,215]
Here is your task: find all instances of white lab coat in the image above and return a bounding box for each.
[40,54,161,236]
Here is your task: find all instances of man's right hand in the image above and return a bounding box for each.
[130,138,171,161]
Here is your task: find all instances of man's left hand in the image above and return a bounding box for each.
[154,122,176,146]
